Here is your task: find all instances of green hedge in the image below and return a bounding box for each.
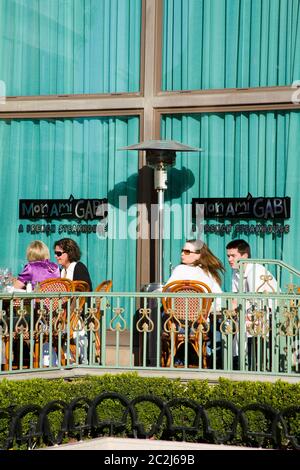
[1,373,300,449]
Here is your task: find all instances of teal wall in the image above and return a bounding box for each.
[0,0,141,95]
[161,111,300,291]
[163,0,300,90]
[0,116,139,297]
[0,0,300,296]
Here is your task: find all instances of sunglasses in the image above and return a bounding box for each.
[54,251,65,257]
[181,249,199,255]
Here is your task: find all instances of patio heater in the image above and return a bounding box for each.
[120,140,201,289]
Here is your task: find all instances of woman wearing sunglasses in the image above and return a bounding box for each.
[166,239,224,292]
[165,239,224,367]
[53,238,92,291]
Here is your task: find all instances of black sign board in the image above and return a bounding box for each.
[19,195,108,221]
[192,193,290,220]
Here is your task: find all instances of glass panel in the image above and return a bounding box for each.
[162,0,300,91]
[0,116,139,303]
[0,0,141,96]
[161,111,300,290]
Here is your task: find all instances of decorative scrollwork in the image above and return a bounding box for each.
[279,307,300,337]
[136,308,154,333]
[4,394,300,450]
[53,307,66,333]
[15,308,29,335]
[86,307,100,332]
[257,274,276,293]
[71,308,85,333]
[285,284,300,308]
[285,283,298,295]
[246,309,270,337]
[220,309,239,336]
[163,308,181,334]
[109,307,126,332]
[190,311,210,335]
[0,309,8,336]
[34,308,49,334]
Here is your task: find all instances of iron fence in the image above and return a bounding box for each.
[0,289,299,375]
[1,393,299,450]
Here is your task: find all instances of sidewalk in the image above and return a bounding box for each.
[42,436,261,450]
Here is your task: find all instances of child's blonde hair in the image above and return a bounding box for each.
[26,240,50,261]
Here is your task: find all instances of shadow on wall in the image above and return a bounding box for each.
[107,166,195,210]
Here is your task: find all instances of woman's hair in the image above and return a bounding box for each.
[54,238,81,262]
[186,239,225,286]
[26,240,50,262]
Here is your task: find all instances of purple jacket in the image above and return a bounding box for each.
[17,260,60,288]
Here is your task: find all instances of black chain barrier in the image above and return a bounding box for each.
[0,394,299,450]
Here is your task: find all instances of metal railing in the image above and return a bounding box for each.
[2,393,300,450]
[0,288,299,376]
[237,258,300,293]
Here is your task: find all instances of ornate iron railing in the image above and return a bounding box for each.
[1,393,300,450]
[0,288,299,375]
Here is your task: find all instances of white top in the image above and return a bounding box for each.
[232,263,278,293]
[61,262,76,281]
[166,264,222,293]
[165,264,223,311]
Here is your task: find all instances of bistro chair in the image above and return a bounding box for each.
[161,280,212,368]
[69,280,90,362]
[34,278,74,368]
[72,280,90,291]
[93,280,113,362]
[37,278,74,310]
[3,278,74,370]
[95,280,113,293]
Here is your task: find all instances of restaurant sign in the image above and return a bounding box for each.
[19,195,108,221]
[192,193,290,220]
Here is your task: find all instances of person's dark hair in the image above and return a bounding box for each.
[54,238,81,262]
[226,239,251,257]
[186,239,225,286]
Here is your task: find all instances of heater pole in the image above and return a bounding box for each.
[119,140,201,290]
[154,165,168,286]
[157,188,164,285]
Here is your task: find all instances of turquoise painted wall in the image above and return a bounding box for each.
[0,116,139,299]
[163,0,300,90]
[161,111,300,291]
[0,0,141,96]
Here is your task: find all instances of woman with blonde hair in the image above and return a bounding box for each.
[14,240,60,290]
